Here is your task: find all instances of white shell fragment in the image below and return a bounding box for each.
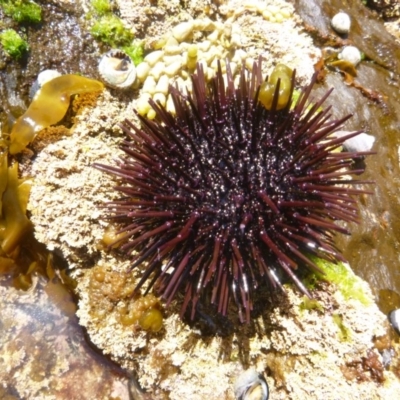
[339,45,362,66]
[331,12,351,35]
[98,49,136,89]
[30,69,61,99]
[334,131,375,153]
[37,69,62,86]
[234,369,269,400]
[389,309,400,335]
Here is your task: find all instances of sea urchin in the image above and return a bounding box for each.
[94,60,373,323]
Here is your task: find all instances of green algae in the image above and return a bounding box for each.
[88,2,144,66]
[91,0,112,16]
[307,258,372,306]
[0,29,29,59]
[332,313,352,342]
[0,0,42,24]
[90,15,133,47]
[299,296,324,313]
[122,42,144,66]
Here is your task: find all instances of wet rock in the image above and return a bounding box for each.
[0,0,100,131]
[293,0,400,74]
[0,277,133,399]
[293,0,400,305]
[367,0,400,19]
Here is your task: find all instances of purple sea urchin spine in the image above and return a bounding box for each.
[94,60,373,323]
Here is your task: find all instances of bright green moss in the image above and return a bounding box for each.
[122,42,144,66]
[307,258,372,306]
[0,29,29,59]
[91,0,111,16]
[90,15,134,47]
[0,0,42,24]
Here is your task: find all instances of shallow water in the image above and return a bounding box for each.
[0,275,136,399]
[293,0,400,302]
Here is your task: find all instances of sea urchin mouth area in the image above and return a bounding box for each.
[94,60,373,323]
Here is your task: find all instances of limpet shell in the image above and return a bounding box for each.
[98,49,136,89]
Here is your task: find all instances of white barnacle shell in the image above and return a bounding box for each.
[234,369,269,400]
[331,12,351,35]
[98,49,136,89]
[334,131,375,153]
[338,45,362,66]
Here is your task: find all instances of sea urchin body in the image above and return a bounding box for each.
[94,60,373,323]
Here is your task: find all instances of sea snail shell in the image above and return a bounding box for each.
[234,369,269,400]
[331,12,351,35]
[98,49,137,89]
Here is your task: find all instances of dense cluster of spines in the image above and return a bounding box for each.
[94,60,372,323]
